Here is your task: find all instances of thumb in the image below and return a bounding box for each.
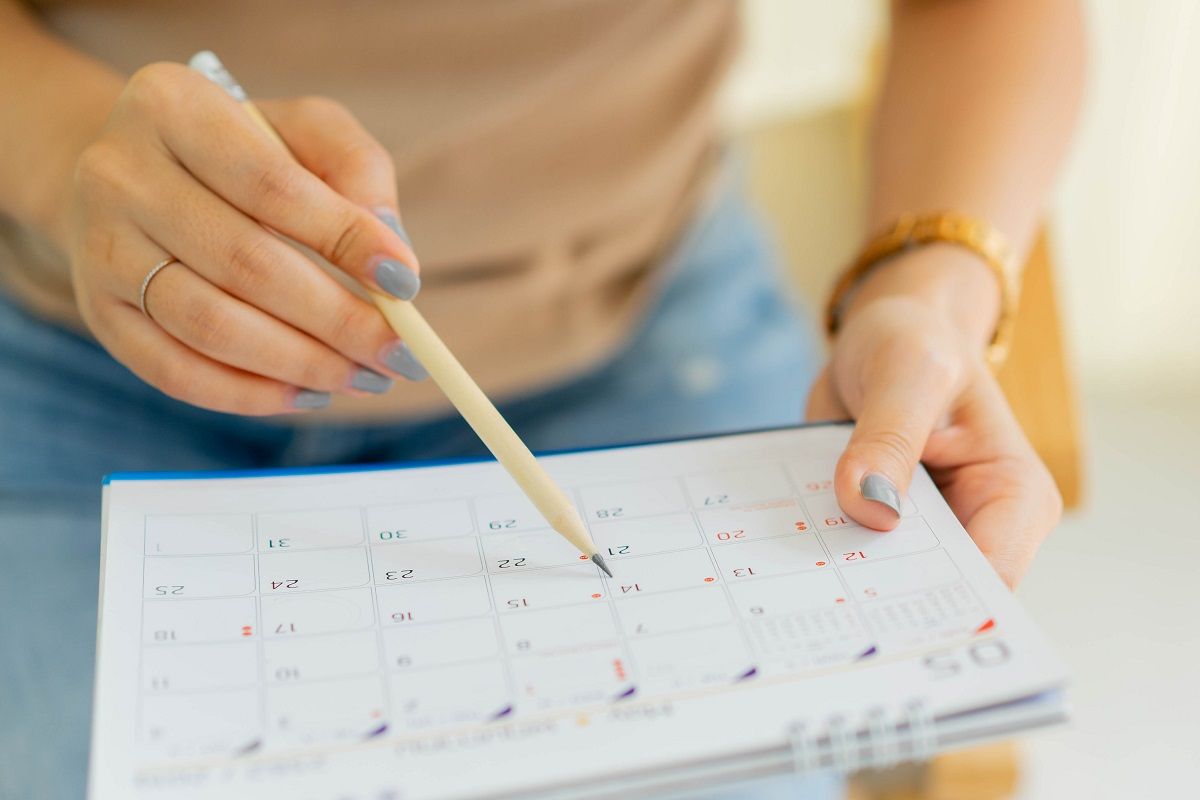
[834,355,957,530]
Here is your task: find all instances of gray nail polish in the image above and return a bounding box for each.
[375,259,421,300]
[382,342,429,382]
[860,473,902,516]
[351,368,393,394]
[376,211,413,248]
[293,389,331,409]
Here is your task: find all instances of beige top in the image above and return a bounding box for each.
[1,0,738,420]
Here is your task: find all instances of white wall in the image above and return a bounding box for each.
[724,0,1200,387]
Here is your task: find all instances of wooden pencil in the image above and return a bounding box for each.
[187,51,612,578]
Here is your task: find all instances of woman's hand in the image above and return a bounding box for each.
[65,62,425,415]
[805,248,1063,587]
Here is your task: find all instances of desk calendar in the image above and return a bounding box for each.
[89,424,1067,799]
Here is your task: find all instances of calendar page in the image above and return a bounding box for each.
[89,425,1066,800]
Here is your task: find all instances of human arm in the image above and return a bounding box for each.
[806,0,1086,585]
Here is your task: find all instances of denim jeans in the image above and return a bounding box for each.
[0,185,839,798]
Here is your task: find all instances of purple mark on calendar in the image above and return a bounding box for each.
[365,723,389,740]
[614,685,638,701]
[490,705,515,721]
[857,645,878,661]
[736,667,758,682]
[235,739,261,757]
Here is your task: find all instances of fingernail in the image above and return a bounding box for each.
[292,389,331,410]
[381,342,428,382]
[374,209,413,248]
[860,473,901,516]
[374,259,421,300]
[350,368,393,394]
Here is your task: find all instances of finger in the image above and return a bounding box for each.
[89,296,324,416]
[135,64,419,297]
[804,367,849,422]
[929,376,1062,587]
[257,97,399,213]
[141,257,393,396]
[834,347,961,531]
[119,158,424,382]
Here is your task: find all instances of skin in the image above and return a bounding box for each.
[0,0,1084,585]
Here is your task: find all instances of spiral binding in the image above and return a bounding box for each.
[787,699,936,774]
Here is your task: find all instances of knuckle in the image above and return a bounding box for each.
[323,297,371,346]
[858,427,918,471]
[251,161,301,208]
[74,142,127,197]
[124,61,190,113]
[184,298,235,353]
[224,233,279,294]
[322,209,368,266]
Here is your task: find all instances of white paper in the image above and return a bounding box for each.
[89,425,1066,800]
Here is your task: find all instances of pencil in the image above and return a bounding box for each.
[187,51,612,579]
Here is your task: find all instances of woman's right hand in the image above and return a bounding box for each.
[67,61,426,415]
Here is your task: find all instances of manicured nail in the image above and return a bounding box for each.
[381,342,428,381]
[374,209,413,248]
[860,473,901,516]
[374,259,421,301]
[350,368,393,394]
[292,389,330,410]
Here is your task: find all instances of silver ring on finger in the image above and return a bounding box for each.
[138,256,180,320]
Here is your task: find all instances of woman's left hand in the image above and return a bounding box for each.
[804,251,1062,588]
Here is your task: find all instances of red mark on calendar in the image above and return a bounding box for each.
[975,618,996,634]
[591,593,602,599]
[579,555,588,560]
[835,597,845,604]
[241,625,253,637]
[815,561,826,567]
[704,577,715,583]
[613,659,627,681]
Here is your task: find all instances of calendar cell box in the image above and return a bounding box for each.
[482,529,583,572]
[259,547,369,593]
[498,603,619,656]
[375,575,492,624]
[615,586,734,637]
[864,582,990,650]
[509,645,628,709]
[382,617,500,670]
[370,536,482,582]
[841,549,961,601]
[628,626,753,694]
[366,499,475,544]
[591,512,701,559]
[389,661,509,732]
[139,688,259,758]
[474,492,557,534]
[145,513,253,555]
[698,498,813,544]
[684,465,793,508]
[746,608,872,669]
[579,479,688,521]
[261,587,375,637]
[820,518,938,564]
[490,563,607,611]
[267,675,386,745]
[785,462,835,496]
[803,492,862,531]
[141,641,257,692]
[144,554,255,599]
[142,596,256,644]
[607,549,720,596]
[711,535,829,581]
[257,507,363,551]
[264,630,379,683]
[727,570,848,618]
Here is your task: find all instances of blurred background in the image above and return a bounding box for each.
[721,2,1200,797]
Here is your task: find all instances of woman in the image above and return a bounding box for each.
[0,1,1083,796]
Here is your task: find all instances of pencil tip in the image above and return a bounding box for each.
[591,553,613,578]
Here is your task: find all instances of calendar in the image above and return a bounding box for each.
[89,425,1067,799]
